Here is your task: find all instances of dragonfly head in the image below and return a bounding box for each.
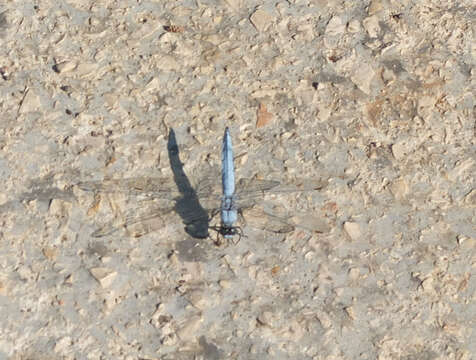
[221,226,239,239]
[209,224,243,245]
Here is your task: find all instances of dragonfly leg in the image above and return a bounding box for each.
[237,208,247,228]
[209,208,220,221]
[207,224,222,245]
[215,230,223,246]
[230,226,246,245]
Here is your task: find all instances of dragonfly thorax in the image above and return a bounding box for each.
[221,196,235,210]
[220,196,237,226]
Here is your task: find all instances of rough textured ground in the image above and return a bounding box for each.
[0,0,475,359]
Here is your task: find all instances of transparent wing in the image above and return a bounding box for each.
[242,206,295,234]
[90,208,171,238]
[78,176,326,202]
[77,176,277,206]
[77,175,226,201]
[234,177,328,209]
[78,176,219,238]
[242,205,331,234]
[235,178,280,196]
[291,214,331,233]
[90,205,215,238]
[78,176,328,236]
[77,177,180,199]
[255,177,328,194]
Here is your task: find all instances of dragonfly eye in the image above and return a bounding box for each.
[223,228,233,235]
[220,226,242,237]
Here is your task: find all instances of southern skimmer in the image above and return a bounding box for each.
[78,128,327,243]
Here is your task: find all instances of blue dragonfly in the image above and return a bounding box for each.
[78,128,327,243]
[215,127,240,240]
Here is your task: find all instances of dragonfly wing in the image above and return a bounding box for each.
[263,177,328,193]
[179,177,280,202]
[230,178,281,209]
[242,206,295,234]
[235,177,327,198]
[242,205,331,234]
[77,177,181,199]
[236,178,281,196]
[90,200,220,238]
[90,207,175,238]
[193,176,222,199]
[233,177,327,209]
[289,213,331,233]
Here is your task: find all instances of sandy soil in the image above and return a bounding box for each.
[0,0,475,359]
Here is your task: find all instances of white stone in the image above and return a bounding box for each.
[161,333,178,346]
[54,336,72,353]
[75,63,99,76]
[250,9,274,32]
[55,61,77,73]
[391,142,408,160]
[350,63,376,95]
[344,222,362,241]
[19,89,41,113]
[347,19,361,33]
[363,15,380,38]
[225,0,242,11]
[344,306,355,320]
[219,279,231,289]
[390,178,409,200]
[326,16,346,36]
[257,311,275,327]
[464,189,476,204]
[448,158,473,181]
[368,0,384,15]
[176,315,202,340]
[90,267,117,288]
[348,267,360,279]
[421,277,434,292]
[49,198,71,217]
[157,54,179,71]
[187,290,209,310]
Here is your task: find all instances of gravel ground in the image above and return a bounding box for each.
[0,0,475,359]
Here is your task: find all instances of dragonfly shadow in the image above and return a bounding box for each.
[167,129,210,239]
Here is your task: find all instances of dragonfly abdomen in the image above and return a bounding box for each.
[222,127,235,197]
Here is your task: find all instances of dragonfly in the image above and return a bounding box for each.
[218,127,239,239]
[78,128,328,243]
